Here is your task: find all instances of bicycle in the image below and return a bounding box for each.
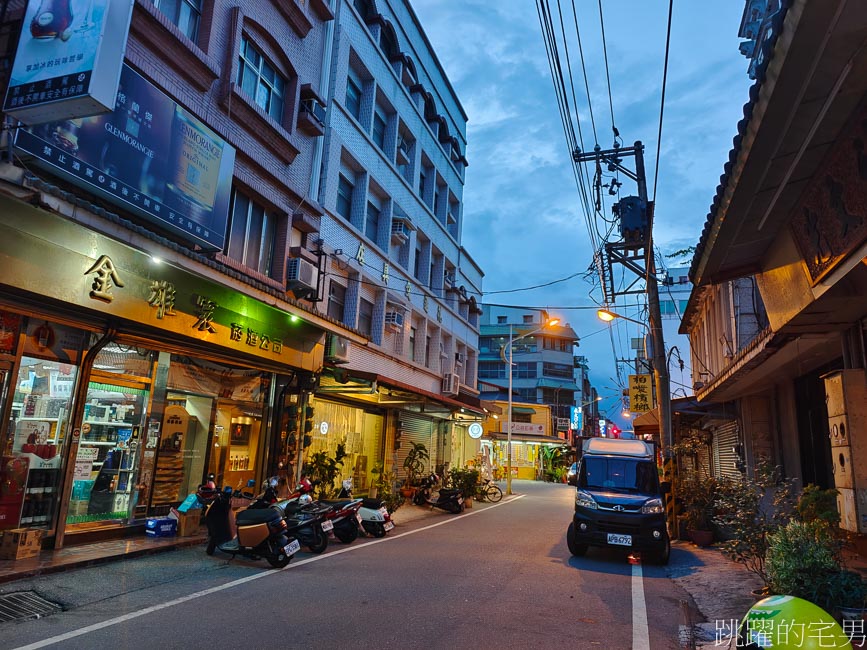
[475,478,503,503]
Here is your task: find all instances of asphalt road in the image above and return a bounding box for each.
[0,480,697,650]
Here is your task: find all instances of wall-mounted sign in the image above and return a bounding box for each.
[569,406,583,432]
[468,423,483,439]
[628,374,652,413]
[500,422,544,435]
[4,0,134,124]
[15,65,235,251]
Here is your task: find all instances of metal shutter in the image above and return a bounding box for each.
[396,414,434,482]
[713,421,741,479]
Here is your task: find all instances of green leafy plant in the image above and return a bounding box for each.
[374,469,403,515]
[795,484,840,528]
[540,445,570,481]
[302,443,347,498]
[447,466,480,498]
[677,475,719,532]
[402,441,429,487]
[766,519,843,608]
[713,459,798,587]
[827,570,867,610]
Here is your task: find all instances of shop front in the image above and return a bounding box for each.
[0,195,325,549]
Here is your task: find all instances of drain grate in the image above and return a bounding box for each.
[0,591,62,624]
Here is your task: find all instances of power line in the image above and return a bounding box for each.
[652,0,674,203]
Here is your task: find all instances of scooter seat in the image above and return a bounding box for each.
[235,508,282,525]
[361,498,385,509]
[319,499,354,508]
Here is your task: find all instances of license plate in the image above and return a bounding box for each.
[321,520,334,532]
[284,539,301,555]
[607,533,632,546]
[457,497,463,504]
[383,521,394,531]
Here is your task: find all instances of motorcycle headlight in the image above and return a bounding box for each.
[641,498,664,514]
[575,490,597,510]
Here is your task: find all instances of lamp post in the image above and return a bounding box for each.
[503,316,559,495]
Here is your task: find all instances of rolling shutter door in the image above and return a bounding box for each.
[396,414,434,481]
[713,421,740,479]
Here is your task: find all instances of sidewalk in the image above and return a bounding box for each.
[671,540,867,649]
[0,500,455,584]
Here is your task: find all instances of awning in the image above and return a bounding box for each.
[511,406,536,415]
[319,368,486,416]
[535,378,580,391]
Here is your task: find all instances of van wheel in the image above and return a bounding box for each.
[566,523,588,557]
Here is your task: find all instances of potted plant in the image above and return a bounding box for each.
[402,441,429,496]
[766,519,842,606]
[301,443,347,498]
[369,461,383,498]
[448,466,479,508]
[827,570,867,624]
[676,475,718,546]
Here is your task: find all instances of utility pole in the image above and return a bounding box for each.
[573,140,674,530]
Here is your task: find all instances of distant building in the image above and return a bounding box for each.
[478,306,592,443]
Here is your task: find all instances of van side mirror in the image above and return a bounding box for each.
[659,481,671,495]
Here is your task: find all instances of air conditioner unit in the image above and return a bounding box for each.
[391,220,409,243]
[384,311,404,330]
[454,352,465,365]
[442,372,460,396]
[444,272,455,288]
[286,257,318,295]
[324,334,350,364]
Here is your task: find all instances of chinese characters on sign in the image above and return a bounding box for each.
[628,374,652,413]
[84,254,124,303]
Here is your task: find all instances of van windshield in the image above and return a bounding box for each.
[580,457,659,494]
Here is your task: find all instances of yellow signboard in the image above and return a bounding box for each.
[628,374,653,413]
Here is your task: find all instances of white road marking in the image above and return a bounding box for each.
[632,561,650,649]
[13,495,526,650]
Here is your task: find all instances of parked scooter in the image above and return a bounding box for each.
[337,479,395,538]
[196,478,299,568]
[272,494,331,554]
[316,482,365,543]
[412,473,464,514]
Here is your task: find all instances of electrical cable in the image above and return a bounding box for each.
[651,0,673,203]
[596,0,619,144]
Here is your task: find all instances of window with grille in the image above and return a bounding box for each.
[238,37,286,123]
[226,190,275,276]
[372,112,386,150]
[151,0,201,42]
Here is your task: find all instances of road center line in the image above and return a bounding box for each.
[13,495,526,650]
[632,561,650,649]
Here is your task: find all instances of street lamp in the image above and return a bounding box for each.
[502,316,559,495]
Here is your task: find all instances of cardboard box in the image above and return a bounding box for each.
[174,510,202,537]
[0,528,43,560]
[145,517,177,538]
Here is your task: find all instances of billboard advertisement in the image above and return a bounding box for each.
[15,65,236,251]
[569,406,583,433]
[4,0,134,124]
[628,374,653,413]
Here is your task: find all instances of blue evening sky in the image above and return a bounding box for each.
[411,1,753,424]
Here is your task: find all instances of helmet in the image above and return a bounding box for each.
[298,494,313,505]
[738,595,853,649]
[298,477,313,493]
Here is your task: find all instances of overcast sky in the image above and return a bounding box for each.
[411,1,753,425]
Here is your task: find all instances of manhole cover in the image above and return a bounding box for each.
[0,591,62,624]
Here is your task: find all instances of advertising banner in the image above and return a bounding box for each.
[15,65,235,250]
[569,406,583,433]
[4,0,134,124]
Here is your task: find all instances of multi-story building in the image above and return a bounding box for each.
[682,1,867,538]
[294,0,486,487]
[0,0,352,549]
[478,306,587,444]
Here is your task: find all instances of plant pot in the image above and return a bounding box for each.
[464,496,473,509]
[838,606,866,625]
[688,529,714,547]
[400,486,415,499]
